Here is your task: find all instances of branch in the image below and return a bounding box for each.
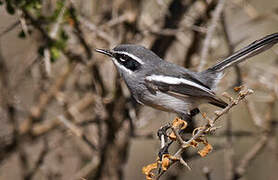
[233,134,268,179]
[58,115,97,151]
[221,13,242,86]
[19,62,77,135]
[0,20,20,37]
[203,166,212,180]
[224,114,235,180]
[151,0,194,58]
[24,139,49,180]
[143,86,254,180]
[198,0,226,71]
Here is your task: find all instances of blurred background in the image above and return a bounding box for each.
[0,0,278,180]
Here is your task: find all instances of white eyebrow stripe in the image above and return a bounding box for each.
[145,75,212,94]
[113,51,145,64]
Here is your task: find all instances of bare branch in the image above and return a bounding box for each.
[198,0,226,71]
[234,134,268,179]
[150,86,254,179]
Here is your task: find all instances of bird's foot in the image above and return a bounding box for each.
[157,117,188,158]
[158,141,173,160]
[157,123,171,143]
[156,117,190,173]
[157,123,172,160]
[156,124,172,173]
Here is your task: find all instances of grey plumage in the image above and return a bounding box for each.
[95,33,278,119]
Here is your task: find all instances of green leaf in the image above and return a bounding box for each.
[50,46,60,62]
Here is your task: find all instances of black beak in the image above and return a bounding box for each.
[95,48,113,57]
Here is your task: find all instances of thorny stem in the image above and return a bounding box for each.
[212,88,254,124]
[154,87,254,179]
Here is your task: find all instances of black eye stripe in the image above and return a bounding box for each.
[114,53,141,71]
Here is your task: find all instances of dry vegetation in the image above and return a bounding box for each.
[0,0,278,180]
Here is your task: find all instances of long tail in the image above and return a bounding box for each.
[199,33,278,90]
[206,33,278,72]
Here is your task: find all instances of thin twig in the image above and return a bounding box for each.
[0,21,20,37]
[78,16,114,44]
[58,115,97,151]
[234,134,268,179]
[49,1,68,39]
[221,13,242,86]
[232,0,259,19]
[43,48,51,76]
[224,114,235,180]
[19,62,77,135]
[154,87,253,179]
[203,166,212,180]
[74,157,100,179]
[17,10,29,37]
[24,139,49,180]
[68,3,92,59]
[198,0,226,71]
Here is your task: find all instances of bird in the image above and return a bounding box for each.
[95,33,278,121]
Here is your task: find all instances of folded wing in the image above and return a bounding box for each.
[145,74,228,108]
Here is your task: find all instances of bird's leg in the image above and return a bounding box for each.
[156,109,200,171]
[157,140,173,174]
[157,124,171,159]
[179,108,200,124]
[156,124,172,173]
[157,124,170,145]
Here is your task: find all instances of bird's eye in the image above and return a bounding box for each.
[114,53,141,71]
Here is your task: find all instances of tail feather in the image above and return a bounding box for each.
[207,33,278,72]
[209,97,228,108]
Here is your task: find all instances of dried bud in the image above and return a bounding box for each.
[161,154,171,171]
[172,117,187,130]
[190,140,198,147]
[169,132,177,141]
[142,162,158,180]
[234,86,243,92]
[198,143,213,157]
[161,154,179,171]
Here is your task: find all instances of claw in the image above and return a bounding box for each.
[157,141,173,173]
[157,124,171,142]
